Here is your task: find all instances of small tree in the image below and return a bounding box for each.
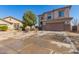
[72,19,78,26]
[23,11,37,30]
[72,18,79,32]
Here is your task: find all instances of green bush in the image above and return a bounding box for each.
[0,25,8,31]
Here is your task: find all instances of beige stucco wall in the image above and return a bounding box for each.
[64,8,70,17]
[51,12,54,19]
[53,10,59,19]
[43,14,48,21]
[7,24,14,30]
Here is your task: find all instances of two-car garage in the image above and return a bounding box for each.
[42,21,71,31]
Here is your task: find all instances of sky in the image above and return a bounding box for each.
[0,5,79,25]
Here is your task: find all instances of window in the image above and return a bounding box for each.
[59,11,64,17]
[47,14,51,20]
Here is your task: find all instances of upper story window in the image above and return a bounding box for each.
[59,11,64,17]
[47,14,52,20]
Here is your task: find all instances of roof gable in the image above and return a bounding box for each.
[3,16,22,24]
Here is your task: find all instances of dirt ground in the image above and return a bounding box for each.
[0,31,79,54]
[66,32,79,51]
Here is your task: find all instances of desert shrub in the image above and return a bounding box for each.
[0,25,8,31]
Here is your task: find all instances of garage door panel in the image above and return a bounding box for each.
[45,22,64,31]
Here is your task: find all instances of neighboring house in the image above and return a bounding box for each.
[38,6,73,31]
[0,16,23,30]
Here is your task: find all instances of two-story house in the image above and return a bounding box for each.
[39,6,73,31]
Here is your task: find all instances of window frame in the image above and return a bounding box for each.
[47,13,52,20]
[59,11,64,17]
